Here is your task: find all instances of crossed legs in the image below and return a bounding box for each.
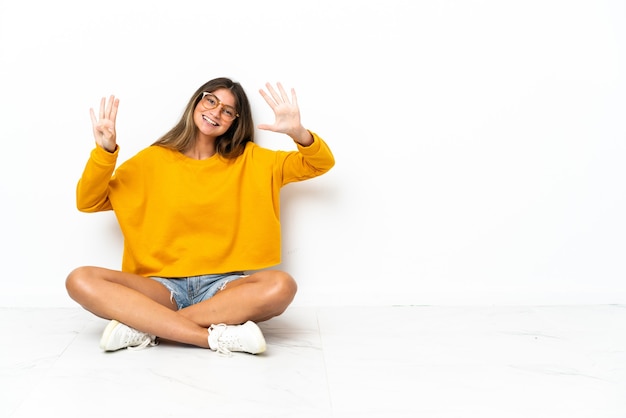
[65,267,297,348]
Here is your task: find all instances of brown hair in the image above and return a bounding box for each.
[152,77,254,159]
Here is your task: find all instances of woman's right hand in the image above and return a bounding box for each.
[90,95,119,152]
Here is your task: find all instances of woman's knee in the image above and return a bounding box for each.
[65,266,99,299]
[266,271,298,305]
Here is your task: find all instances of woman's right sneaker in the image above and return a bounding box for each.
[208,321,266,356]
[99,320,158,351]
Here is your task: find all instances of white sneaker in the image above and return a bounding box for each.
[99,320,158,352]
[208,321,266,356]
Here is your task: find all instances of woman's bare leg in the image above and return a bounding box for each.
[65,266,211,348]
[179,270,298,327]
[65,267,298,348]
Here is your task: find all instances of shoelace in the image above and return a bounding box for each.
[126,329,158,351]
[209,323,241,357]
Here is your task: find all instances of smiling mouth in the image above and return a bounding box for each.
[202,114,219,126]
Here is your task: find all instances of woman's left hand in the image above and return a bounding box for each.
[258,82,313,146]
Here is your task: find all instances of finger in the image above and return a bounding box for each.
[259,88,277,109]
[98,97,106,120]
[290,87,298,106]
[276,82,290,103]
[104,95,115,119]
[109,96,119,124]
[90,108,98,127]
[265,82,282,103]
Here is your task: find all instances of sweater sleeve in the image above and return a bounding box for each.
[75,146,118,212]
[279,131,335,185]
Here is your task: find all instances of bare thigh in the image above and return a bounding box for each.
[66,266,177,311]
[179,270,297,325]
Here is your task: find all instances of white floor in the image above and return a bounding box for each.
[1,305,625,417]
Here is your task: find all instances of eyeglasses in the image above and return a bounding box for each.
[200,92,239,121]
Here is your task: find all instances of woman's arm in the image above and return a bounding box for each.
[76,96,121,212]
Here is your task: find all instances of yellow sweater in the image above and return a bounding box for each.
[76,132,335,277]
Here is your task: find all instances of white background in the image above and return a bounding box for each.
[1,0,624,307]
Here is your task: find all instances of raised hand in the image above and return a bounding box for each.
[90,95,119,152]
[258,82,313,146]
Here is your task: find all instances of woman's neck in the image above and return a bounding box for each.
[184,137,216,160]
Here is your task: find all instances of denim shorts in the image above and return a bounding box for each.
[150,272,247,310]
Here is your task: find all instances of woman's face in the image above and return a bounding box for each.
[193,87,238,138]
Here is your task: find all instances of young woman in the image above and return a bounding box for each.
[66,78,335,355]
